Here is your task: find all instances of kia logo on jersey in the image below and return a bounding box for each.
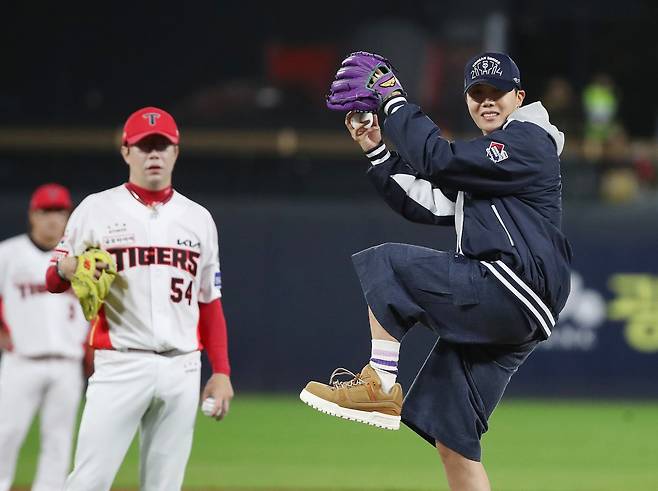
[486,141,509,163]
[177,239,201,249]
[143,112,161,126]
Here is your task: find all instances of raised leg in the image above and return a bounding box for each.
[436,441,491,491]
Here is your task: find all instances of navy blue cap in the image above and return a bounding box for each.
[463,52,521,94]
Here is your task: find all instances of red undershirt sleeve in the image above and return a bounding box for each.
[198,298,230,375]
[0,297,6,331]
[46,265,71,293]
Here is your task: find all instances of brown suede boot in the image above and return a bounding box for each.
[300,364,402,430]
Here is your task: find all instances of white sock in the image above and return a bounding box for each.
[369,339,400,393]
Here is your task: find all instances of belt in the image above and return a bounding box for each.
[21,354,76,362]
[119,348,192,357]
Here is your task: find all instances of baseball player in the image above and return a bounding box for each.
[45,106,233,491]
[301,52,572,491]
[0,183,89,491]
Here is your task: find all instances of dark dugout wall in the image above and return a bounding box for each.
[210,198,658,398]
[2,191,657,398]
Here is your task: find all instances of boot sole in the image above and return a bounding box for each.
[299,389,400,430]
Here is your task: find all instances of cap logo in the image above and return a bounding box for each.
[471,56,503,78]
[142,112,161,126]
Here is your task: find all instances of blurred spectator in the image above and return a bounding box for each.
[542,77,581,140]
[577,73,657,203]
[599,167,638,203]
[633,150,657,190]
[582,74,618,140]
[582,74,621,161]
[594,122,658,202]
[598,127,638,203]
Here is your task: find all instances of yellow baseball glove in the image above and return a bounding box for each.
[70,248,117,321]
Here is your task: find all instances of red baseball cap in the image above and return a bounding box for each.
[29,183,72,211]
[122,106,180,145]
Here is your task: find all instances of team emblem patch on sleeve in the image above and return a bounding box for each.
[486,141,509,163]
[214,271,222,289]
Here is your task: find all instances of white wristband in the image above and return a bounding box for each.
[56,258,68,280]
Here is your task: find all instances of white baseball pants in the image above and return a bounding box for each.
[64,350,201,491]
[0,352,83,491]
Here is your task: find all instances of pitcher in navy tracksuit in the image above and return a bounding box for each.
[301,52,572,491]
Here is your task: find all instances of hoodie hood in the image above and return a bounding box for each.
[504,102,565,156]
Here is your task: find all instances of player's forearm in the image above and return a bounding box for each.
[45,264,71,293]
[382,103,455,179]
[46,255,78,293]
[198,298,230,375]
[385,104,540,195]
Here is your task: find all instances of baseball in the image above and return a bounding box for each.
[201,397,216,417]
[350,112,374,129]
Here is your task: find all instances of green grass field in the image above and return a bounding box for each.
[13,396,658,490]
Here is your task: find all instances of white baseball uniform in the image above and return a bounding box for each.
[0,234,88,491]
[55,184,222,491]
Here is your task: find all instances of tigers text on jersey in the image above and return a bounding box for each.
[0,234,88,358]
[53,184,222,353]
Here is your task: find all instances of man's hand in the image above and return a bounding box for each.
[58,255,111,281]
[57,256,78,280]
[345,111,382,153]
[66,249,117,321]
[201,373,234,421]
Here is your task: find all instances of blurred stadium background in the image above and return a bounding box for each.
[2,1,658,489]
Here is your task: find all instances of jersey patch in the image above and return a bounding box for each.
[103,233,136,247]
[486,141,508,163]
[214,271,222,289]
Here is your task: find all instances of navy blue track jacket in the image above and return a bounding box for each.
[365,100,572,339]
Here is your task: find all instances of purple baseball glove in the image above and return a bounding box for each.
[326,51,405,112]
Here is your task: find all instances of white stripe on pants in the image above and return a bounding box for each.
[64,350,200,491]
